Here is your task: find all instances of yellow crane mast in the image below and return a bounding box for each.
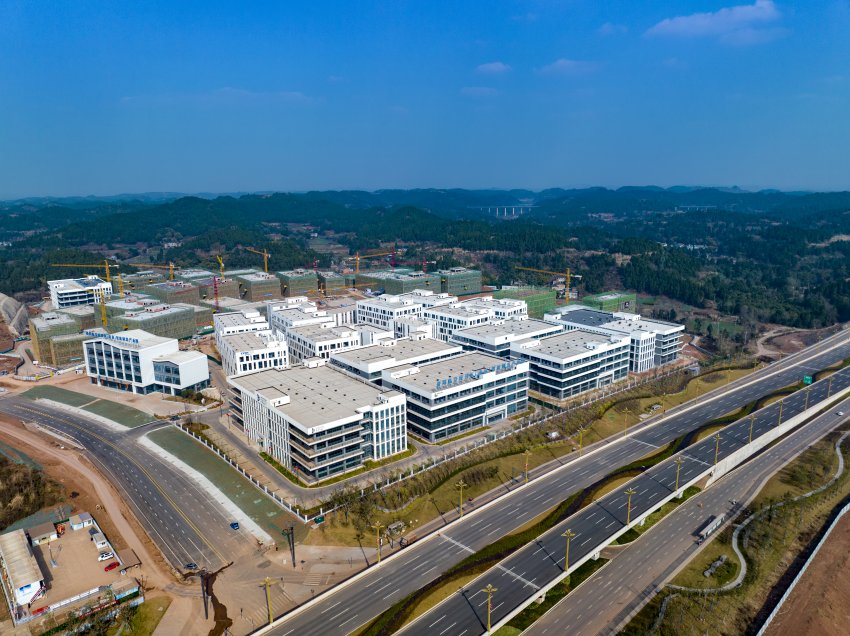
[514,265,582,302]
[245,247,270,273]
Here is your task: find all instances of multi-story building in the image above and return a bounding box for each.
[234,272,282,301]
[544,305,684,372]
[458,296,528,321]
[83,328,209,395]
[393,316,436,339]
[330,336,463,384]
[356,270,442,295]
[269,306,334,337]
[213,309,271,351]
[48,276,112,309]
[422,304,494,342]
[228,363,407,482]
[451,319,563,357]
[276,269,319,297]
[143,280,201,306]
[511,330,630,401]
[381,352,529,442]
[219,332,289,377]
[437,267,482,296]
[356,295,424,331]
[286,323,360,362]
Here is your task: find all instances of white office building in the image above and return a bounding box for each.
[0,529,44,609]
[286,323,361,362]
[213,309,271,352]
[83,328,209,395]
[511,330,631,401]
[228,363,407,482]
[458,296,528,321]
[219,332,289,377]
[268,305,334,338]
[422,304,495,342]
[356,295,424,331]
[382,352,529,442]
[330,336,463,384]
[48,276,113,309]
[545,305,684,373]
[451,319,563,357]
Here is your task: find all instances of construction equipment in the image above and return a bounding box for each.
[126,262,177,280]
[348,251,395,274]
[514,266,582,302]
[216,255,225,277]
[245,247,270,273]
[50,261,118,282]
[213,255,225,312]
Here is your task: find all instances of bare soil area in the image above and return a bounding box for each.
[764,511,850,636]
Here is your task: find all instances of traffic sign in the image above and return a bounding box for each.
[803,375,813,385]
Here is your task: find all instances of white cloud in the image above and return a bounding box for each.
[460,86,499,97]
[537,59,596,76]
[599,22,628,36]
[476,61,512,74]
[646,0,786,45]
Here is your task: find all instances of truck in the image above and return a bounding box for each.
[696,514,726,544]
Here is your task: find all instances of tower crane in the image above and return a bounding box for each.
[347,250,395,274]
[126,262,177,280]
[514,265,582,302]
[245,247,270,273]
[213,255,226,312]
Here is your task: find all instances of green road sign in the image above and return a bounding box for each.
[314,515,325,524]
[803,375,813,385]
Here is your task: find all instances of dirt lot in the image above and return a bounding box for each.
[764,511,850,636]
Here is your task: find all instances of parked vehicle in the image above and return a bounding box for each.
[104,562,120,572]
[98,551,114,561]
[184,562,198,570]
[230,522,240,530]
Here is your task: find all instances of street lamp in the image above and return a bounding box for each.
[804,386,811,410]
[674,457,684,493]
[778,399,784,425]
[261,577,278,625]
[748,414,755,444]
[562,528,576,573]
[714,433,721,466]
[481,583,498,634]
[828,376,834,397]
[455,479,468,518]
[624,488,637,525]
[623,409,630,437]
[371,522,385,564]
[524,449,532,484]
[578,428,585,456]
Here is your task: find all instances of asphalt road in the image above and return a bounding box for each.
[400,362,850,636]
[0,396,253,572]
[260,331,850,636]
[525,397,850,636]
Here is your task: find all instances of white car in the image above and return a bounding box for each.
[97,551,114,561]
[838,411,845,417]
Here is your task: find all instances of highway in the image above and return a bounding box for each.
[524,397,850,636]
[0,396,253,572]
[259,331,850,636]
[400,363,850,636]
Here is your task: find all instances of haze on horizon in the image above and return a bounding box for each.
[1,0,849,198]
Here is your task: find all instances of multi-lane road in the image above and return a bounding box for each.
[526,396,850,635]
[259,331,850,636]
[0,396,251,571]
[401,359,850,635]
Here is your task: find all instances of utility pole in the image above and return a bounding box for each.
[674,457,685,493]
[578,428,584,456]
[371,522,385,564]
[481,584,497,634]
[625,488,637,525]
[562,529,576,573]
[524,449,532,484]
[748,414,755,444]
[714,433,721,466]
[281,526,296,568]
[455,479,468,517]
[828,376,834,398]
[805,386,811,410]
[261,577,277,625]
[778,399,784,425]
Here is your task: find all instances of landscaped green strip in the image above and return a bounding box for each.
[82,399,153,427]
[23,385,94,407]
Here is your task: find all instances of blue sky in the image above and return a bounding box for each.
[1,1,849,197]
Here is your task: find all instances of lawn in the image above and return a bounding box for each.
[107,596,172,636]
[82,399,153,427]
[23,385,95,407]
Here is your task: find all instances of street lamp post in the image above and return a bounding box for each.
[524,449,532,484]
[778,399,784,425]
[625,488,637,525]
[562,528,576,573]
[481,584,498,634]
[748,414,755,444]
[371,522,385,564]
[674,457,684,493]
[623,409,630,437]
[714,433,721,466]
[578,428,584,456]
[828,376,834,398]
[455,479,468,518]
[805,386,811,410]
[261,577,277,625]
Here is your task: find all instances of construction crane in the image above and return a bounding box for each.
[216,255,225,277]
[213,255,226,313]
[50,262,120,326]
[348,251,395,274]
[245,247,270,273]
[50,261,118,282]
[126,262,177,280]
[399,258,437,273]
[514,265,582,302]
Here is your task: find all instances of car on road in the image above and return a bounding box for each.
[98,551,114,561]
[230,521,240,530]
[838,411,845,417]
[104,562,120,572]
[184,562,198,570]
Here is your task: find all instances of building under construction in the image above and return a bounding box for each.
[174,302,214,328]
[437,267,482,296]
[493,287,557,319]
[318,271,345,294]
[110,304,197,339]
[29,312,83,366]
[356,270,441,295]
[276,269,318,297]
[581,291,638,312]
[122,270,165,290]
[143,281,201,306]
[56,305,98,331]
[234,272,281,301]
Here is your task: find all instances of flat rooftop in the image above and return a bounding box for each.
[289,324,355,341]
[516,330,620,359]
[222,332,277,351]
[602,316,684,335]
[453,319,561,341]
[236,272,279,282]
[48,276,109,290]
[31,312,76,331]
[387,351,520,392]
[230,365,399,430]
[176,269,215,279]
[0,529,41,590]
[332,337,460,367]
[555,307,616,328]
[425,304,491,318]
[146,281,198,290]
[83,328,172,349]
[214,312,267,329]
[276,269,318,278]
